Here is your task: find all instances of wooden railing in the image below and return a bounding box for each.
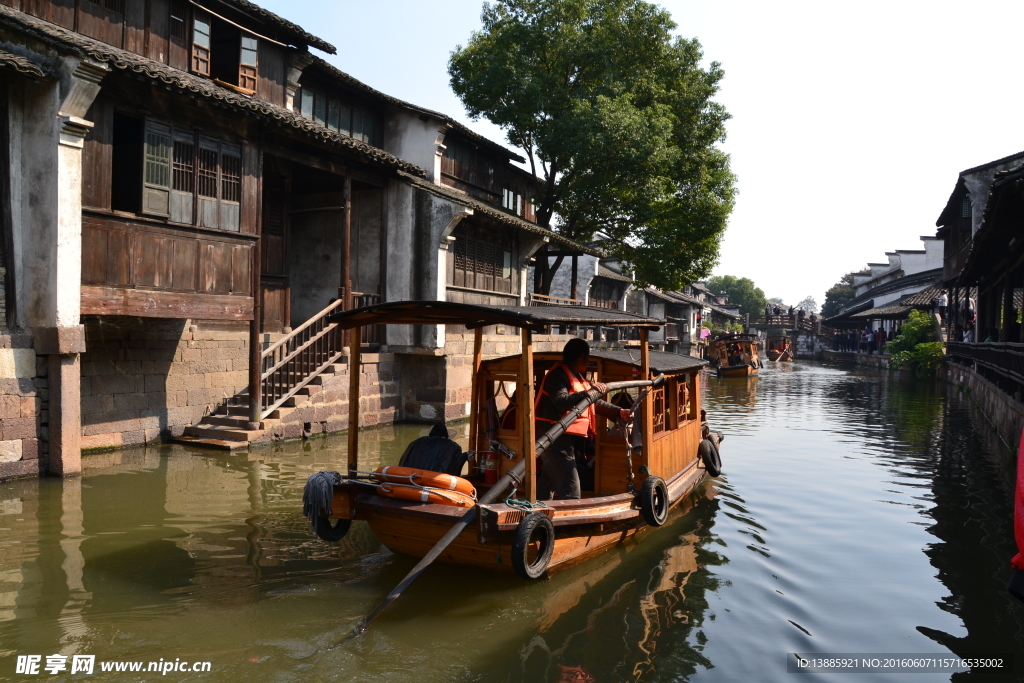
[351,291,384,346]
[258,298,347,419]
[529,293,583,306]
[948,341,1024,395]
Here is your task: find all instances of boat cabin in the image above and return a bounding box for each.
[766,335,793,362]
[709,333,761,377]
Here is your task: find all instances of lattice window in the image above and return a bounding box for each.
[191,13,211,76]
[144,128,171,189]
[961,195,972,219]
[169,0,188,40]
[221,153,241,202]
[652,386,666,433]
[197,148,218,198]
[676,375,692,425]
[172,140,194,192]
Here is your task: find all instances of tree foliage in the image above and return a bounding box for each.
[821,272,858,318]
[888,310,943,377]
[449,0,736,291]
[706,275,766,317]
[797,296,818,313]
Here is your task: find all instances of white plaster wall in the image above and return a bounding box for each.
[535,253,597,302]
[383,108,444,183]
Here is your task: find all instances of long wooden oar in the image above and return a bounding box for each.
[347,375,665,639]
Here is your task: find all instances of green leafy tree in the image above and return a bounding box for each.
[449,0,736,293]
[706,275,767,317]
[821,273,858,318]
[797,296,818,313]
[888,310,943,377]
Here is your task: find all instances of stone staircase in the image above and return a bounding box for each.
[174,324,348,451]
[174,359,346,450]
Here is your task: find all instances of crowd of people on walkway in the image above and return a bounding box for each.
[763,304,818,326]
[831,326,895,354]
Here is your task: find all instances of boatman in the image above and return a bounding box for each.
[535,338,631,500]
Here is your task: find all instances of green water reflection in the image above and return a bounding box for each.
[1,364,1023,681]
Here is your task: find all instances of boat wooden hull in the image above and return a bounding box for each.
[767,349,793,362]
[335,461,708,576]
[718,365,757,378]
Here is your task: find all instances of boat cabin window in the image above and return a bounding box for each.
[672,374,696,427]
[652,385,667,434]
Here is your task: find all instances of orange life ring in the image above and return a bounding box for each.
[377,482,477,508]
[372,466,476,497]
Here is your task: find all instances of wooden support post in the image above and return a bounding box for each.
[248,177,263,426]
[570,254,578,301]
[519,328,536,503]
[1003,273,1014,341]
[640,328,652,475]
[341,175,352,305]
[468,327,483,453]
[347,326,361,478]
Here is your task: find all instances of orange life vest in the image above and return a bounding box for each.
[534,362,595,438]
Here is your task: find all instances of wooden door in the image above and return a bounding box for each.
[260,182,288,333]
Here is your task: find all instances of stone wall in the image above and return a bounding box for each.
[80,316,250,452]
[0,332,48,480]
[945,361,1024,449]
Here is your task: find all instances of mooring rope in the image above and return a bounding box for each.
[503,487,547,511]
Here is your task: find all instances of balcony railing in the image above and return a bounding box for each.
[528,293,584,307]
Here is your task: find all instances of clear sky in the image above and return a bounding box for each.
[258,0,1024,307]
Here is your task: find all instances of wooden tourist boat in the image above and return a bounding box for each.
[302,301,724,583]
[709,333,761,378]
[767,335,793,362]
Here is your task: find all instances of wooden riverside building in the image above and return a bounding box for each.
[0,0,599,479]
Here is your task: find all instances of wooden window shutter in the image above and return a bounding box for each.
[197,136,220,229]
[219,143,241,232]
[169,130,195,224]
[191,11,211,76]
[141,120,172,218]
[238,34,258,93]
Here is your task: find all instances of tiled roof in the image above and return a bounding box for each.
[211,0,335,54]
[308,57,526,163]
[852,305,913,319]
[0,47,45,77]
[901,285,943,308]
[0,5,424,177]
[596,264,631,283]
[397,171,603,256]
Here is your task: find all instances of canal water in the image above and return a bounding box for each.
[1,363,1022,682]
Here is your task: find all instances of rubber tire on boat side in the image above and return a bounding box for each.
[312,516,351,542]
[698,438,722,477]
[639,476,669,527]
[511,513,555,580]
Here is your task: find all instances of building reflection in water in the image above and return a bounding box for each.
[511,481,726,682]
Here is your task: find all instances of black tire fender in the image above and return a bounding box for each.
[639,475,669,527]
[511,512,555,580]
[698,438,722,477]
[312,516,351,542]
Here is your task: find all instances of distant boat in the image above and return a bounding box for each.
[709,333,761,378]
[767,335,794,362]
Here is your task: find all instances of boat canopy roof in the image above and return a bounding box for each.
[327,301,662,331]
[487,348,707,374]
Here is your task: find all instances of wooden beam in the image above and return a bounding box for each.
[570,254,578,301]
[81,286,253,320]
[640,328,652,477]
[341,175,352,304]
[347,326,361,478]
[519,328,536,503]
[468,327,483,454]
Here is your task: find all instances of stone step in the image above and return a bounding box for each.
[183,424,263,442]
[204,415,264,430]
[172,434,250,451]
